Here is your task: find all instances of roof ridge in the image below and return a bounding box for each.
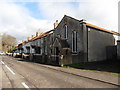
[86,22,120,36]
[64,15,120,36]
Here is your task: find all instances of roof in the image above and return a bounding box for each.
[63,15,120,36]
[25,30,54,43]
[20,15,120,45]
[19,30,53,45]
[86,23,120,36]
[18,43,22,46]
[18,40,27,45]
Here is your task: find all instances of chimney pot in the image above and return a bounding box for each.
[36,32,40,37]
[28,36,30,41]
[22,40,24,43]
[32,35,34,38]
[54,20,59,29]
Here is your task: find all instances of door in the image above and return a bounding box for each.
[54,47,60,65]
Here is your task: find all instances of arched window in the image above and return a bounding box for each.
[64,25,68,39]
[72,31,77,53]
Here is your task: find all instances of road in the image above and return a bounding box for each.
[0,55,119,89]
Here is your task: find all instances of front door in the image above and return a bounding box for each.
[54,47,60,65]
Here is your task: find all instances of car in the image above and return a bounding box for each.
[6,53,12,56]
[0,52,5,55]
[13,50,21,58]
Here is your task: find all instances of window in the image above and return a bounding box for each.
[38,39,41,46]
[72,31,77,53]
[40,48,43,54]
[50,49,52,53]
[35,40,38,46]
[64,25,68,39]
[26,47,30,53]
[35,47,40,54]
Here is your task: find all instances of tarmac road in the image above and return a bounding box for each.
[0,55,119,89]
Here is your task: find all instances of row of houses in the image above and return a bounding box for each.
[16,15,120,66]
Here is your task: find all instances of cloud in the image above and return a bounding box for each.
[0,0,119,43]
[0,1,53,42]
[78,0,119,31]
[38,0,119,32]
[38,2,76,20]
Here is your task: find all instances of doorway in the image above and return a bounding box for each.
[54,47,60,65]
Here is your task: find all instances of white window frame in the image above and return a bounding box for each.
[64,25,68,39]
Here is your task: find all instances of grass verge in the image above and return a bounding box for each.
[63,60,120,75]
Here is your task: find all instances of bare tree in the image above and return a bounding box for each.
[1,33,17,52]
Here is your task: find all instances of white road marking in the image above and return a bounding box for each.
[1,61,5,65]
[5,65,15,75]
[22,82,31,90]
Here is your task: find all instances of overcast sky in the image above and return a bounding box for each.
[0,0,119,42]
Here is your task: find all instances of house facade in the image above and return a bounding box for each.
[19,15,120,66]
[21,30,54,63]
[51,15,119,65]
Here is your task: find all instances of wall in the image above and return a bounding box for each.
[88,27,115,61]
[106,46,117,60]
[53,15,85,65]
[54,16,84,52]
[23,42,32,53]
[117,40,120,60]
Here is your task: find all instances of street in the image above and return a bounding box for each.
[0,55,119,89]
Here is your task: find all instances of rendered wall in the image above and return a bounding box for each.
[88,28,115,61]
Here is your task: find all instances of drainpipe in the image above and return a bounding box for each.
[87,25,88,62]
[82,21,88,62]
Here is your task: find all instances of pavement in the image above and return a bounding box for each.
[40,64,119,86]
[0,55,119,88]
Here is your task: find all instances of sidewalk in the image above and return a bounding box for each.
[41,64,119,86]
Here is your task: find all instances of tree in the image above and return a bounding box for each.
[1,33,17,52]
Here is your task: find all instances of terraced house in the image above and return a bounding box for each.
[18,15,120,66]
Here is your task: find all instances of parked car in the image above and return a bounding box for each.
[6,53,12,56]
[13,50,21,58]
[0,52,5,55]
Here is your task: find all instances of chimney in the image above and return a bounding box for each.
[27,36,30,41]
[36,32,40,37]
[32,35,34,38]
[22,40,24,43]
[54,20,59,29]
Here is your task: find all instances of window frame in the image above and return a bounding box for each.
[72,31,77,53]
[64,25,68,39]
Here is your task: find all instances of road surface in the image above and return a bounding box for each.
[0,55,119,89]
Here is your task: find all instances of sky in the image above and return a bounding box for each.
[0,0,119,43]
